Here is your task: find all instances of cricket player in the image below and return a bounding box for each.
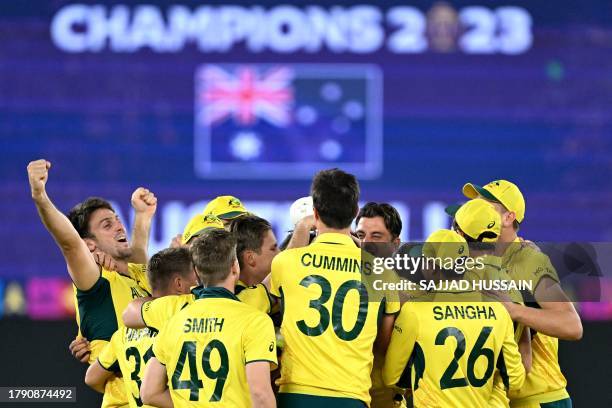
[270,169,400,407]
[122,214,275,331]
[355,202,406,408]
[141,229,277,407]
[461,180,581,407]
[27,159,155,408]
[383,229,526,407]
[84,247,198,407]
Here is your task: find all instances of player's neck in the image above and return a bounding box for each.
[496,229,518,254]
[238,271,259,286]
[214,277,236,294]
[115,260,129,275]
[316,225,352,236]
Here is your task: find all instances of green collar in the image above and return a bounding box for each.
[191,286,239,301]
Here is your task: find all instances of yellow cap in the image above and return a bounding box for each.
[462,180,525,223]
[454,199,501,242]
[182,214,225,244]
[423,229,469,260]
[202,196,248,220]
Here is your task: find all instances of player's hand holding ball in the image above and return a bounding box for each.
[131,187,157,216]
[27,159,51,201]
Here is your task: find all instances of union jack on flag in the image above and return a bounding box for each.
[197,66,294,127]
[194,64,382,179]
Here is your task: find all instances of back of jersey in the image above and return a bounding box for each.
[152,287,277,408]
[271,233,396,404]
[384,291,525,407]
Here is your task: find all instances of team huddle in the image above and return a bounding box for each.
[27,159,582,408]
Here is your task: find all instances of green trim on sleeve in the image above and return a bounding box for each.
[97,358,120,374]
[76,276,118,341]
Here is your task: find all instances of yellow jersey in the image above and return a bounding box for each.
[270,232,400,405]
[152,286,277,407]
[98,327,157,408]
[141,282,272,331]
[502,240,569,407]
[74,263,150,408]
[464,255,527,407]
[383,291,526,408]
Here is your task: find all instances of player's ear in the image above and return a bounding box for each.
[174,275,183,292]
[392,236,401,247]
[84,238,96,253]
[245,250,256,267]
[231,258,240,277]
[505,211,516,228]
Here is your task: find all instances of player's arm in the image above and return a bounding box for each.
[503,277,583,341]
[518,326,532,373]
[86,335,120,393]
[27,159,99,291]
[246,362,276,408]
[238,284,278,315]
[141,357,173,408]
[128,187,157,264]
[284,215,315,249]
[375,313,396,353]
[244,313,278,407]
[122,297,153,329]
[84,361,114,393]
[498,315,526,391]
[382,305,417,388]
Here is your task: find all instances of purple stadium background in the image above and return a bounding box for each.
[1,0,611,321]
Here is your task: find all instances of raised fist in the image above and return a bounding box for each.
[27,159,51,199]
[131,187,157,216]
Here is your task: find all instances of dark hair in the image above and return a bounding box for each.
[355,202,402,239]
[147,247,193,293]
[67,197,114,238]
[453,221,497,250]
[190,229,237,286]
[230,215,272,270]
[311,168,359,229]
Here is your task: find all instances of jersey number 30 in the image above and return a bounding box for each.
[296,275,368,341]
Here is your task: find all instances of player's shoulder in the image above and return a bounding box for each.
[127,262,146,274]
[513,241,552,266]
[274,246,305,262]
[398,299,427,319]
[155,293,193,307]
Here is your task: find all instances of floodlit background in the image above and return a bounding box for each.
[1,1,611,406]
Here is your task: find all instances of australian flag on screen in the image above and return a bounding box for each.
[194,64,382,179]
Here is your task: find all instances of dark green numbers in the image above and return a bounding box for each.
[296,275,368,340]
[171,339,229,402]
[435,326,495,390]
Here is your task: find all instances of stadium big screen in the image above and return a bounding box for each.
[1,1,611,407]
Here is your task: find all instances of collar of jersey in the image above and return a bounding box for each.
[191,285,239,301]
[314,232,357,247]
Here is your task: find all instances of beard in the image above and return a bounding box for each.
[93,240,133,262]
[113,245,133,261]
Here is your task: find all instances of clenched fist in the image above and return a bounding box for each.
[27,159,51,200]
[131,187,157,216]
